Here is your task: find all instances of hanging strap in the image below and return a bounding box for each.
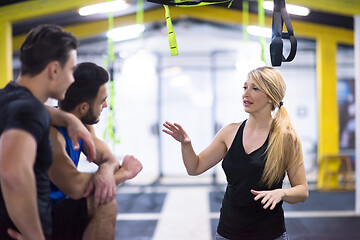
[242,0,249,44]
[149,0,233,56]
[174,0,232,7]
[137,0,145,37]
[149,0,231,6]
[258,0,266,63]
[103,0,120,148]
[270,0,297,66]
[164,5,178,56]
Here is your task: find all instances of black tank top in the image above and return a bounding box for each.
[217,120,285,240]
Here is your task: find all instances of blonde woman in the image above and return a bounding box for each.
[163,66,308,240]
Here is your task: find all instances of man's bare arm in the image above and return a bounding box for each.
[48,127,93,199]
[0,130,45,240]
[82,125,142,206]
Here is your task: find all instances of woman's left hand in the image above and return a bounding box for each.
[251,189,286,210]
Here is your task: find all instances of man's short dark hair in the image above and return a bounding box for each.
[20,24,78,76]
[59,62,109,112]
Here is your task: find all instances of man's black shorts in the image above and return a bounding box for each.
[51,197,88,240]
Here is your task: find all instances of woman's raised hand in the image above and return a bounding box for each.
[162,121,191,144]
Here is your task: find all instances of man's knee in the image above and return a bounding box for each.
[101,197,118,218]
[87,196,118,221]
[83,197,117,240]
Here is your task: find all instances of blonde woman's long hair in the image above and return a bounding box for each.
[248,66,303,188]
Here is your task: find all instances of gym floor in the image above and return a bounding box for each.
[114,173,360,240]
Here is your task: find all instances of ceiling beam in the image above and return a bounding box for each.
[2,0,360,22]
[0,0,106,22]
[278,0,360,17]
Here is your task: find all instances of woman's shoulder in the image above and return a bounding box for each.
[223,122,242,131]
[216,122,243,147]
[217,122,242,137]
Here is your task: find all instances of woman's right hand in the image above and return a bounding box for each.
[162,122,191,144]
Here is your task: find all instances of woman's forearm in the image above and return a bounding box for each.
[282,184,309,204]
[181,142,200,176]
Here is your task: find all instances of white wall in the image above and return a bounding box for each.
[77,20,320,178]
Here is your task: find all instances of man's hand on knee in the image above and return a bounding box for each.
[84,166,116,208]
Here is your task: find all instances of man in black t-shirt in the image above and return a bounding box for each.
[0,24,80,240]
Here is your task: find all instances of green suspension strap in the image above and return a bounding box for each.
[258,0,266,63]
[173,0,232,7]
[164,5,178,56]
[147,0,233,56]
[137,0,144,38]
[242,0,249,44]
[149,0,232,7]
[104,0,120,149]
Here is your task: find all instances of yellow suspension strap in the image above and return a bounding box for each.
[242,0,249,44]
[164,5,178,56]
[137,0,144,38]
[148,0,233,56]
[258,0,266,63]
[104,0,120,149]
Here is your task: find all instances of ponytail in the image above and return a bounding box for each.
[262,105,303,188]
[248,66,303,188]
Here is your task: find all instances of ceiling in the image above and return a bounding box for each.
[1,0,356,36]
[1,0,357,65]
[1,0,355,77]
